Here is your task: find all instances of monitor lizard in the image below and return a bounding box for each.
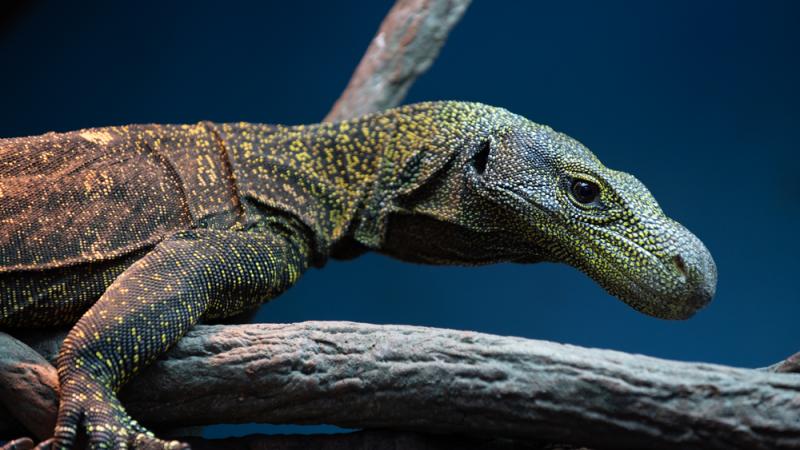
[0,101,717,449]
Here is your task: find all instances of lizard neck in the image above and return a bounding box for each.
[216,118,377,261]
[215,101,486,260]
[351,101,493,250]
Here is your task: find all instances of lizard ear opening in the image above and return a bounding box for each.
[471,139,491,176]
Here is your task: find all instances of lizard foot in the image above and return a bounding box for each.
[39,375,190,450]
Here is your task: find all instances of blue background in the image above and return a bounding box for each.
[1,0,798,438]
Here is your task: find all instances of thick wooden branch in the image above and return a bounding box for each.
[0,332,58,440]
[3,322,799,450]
[324,0,471,122]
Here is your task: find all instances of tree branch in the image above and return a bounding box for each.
[3,322,799,450]
[324,0,471,122]
[0,332,58,440]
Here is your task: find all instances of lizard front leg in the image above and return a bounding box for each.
[41,228,309,449]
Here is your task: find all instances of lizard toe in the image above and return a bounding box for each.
[51,390,84,450]
[47,374,164,450]
[81,399,150,449]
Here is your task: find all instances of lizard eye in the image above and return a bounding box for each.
[570,178,600,204]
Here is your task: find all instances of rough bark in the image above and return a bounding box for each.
[2,322,799,450]
[0,332,58,440]
[324,0,471,122]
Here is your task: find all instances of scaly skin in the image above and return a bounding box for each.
[0,101,716,449]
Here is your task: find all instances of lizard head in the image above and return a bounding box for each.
[377,102,717,320]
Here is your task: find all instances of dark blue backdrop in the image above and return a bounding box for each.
[2,0,798,438]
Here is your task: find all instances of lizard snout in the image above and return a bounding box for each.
[634,221,718,320]
[667,239,717,319]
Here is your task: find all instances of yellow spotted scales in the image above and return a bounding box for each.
[0,101,716,449]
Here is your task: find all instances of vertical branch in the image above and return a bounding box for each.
[324,0,471,122]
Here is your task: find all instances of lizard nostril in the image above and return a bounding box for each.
[672,254,689,280]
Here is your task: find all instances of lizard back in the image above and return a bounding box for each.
[0,123,241,273]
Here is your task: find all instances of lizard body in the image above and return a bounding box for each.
[0,101,716,449]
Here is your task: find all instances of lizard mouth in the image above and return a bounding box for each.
[577,221,717,320]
